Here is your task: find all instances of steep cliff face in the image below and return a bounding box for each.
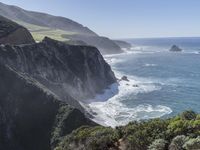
[0,37,116,109]
[0,15,35,45]
[0,63,95,150]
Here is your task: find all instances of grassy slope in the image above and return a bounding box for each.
[15,20,74,42]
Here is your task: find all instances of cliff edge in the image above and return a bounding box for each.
[0,15,35,45]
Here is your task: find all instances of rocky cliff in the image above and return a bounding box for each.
[0,37,116,110]
[0,15,35,45]
[0,17,116,150]
[0,63,96,150]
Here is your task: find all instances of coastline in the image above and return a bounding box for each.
[80,49,172,127]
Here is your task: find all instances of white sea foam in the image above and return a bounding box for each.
[182,50,200,55]
[81,64,172,127]
[82,79,172,127]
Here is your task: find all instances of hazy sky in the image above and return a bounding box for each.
[1,0,200,38]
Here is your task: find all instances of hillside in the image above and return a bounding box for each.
[0,16,117,150]
[0,2,123,54]
[0,2,96,36]
[67,34,123,54]
[0,62,96,150]
[55,111,200,150]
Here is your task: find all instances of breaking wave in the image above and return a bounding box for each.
[81,64,172,127]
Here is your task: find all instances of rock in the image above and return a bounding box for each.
[169,45,182,52]
[133,84,139,87]
[0,15,35,45]
[121,76,129,82]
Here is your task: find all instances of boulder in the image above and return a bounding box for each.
[120,76,129,82]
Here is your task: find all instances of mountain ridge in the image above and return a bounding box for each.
[0,2,96,36]
[0,2,123,54]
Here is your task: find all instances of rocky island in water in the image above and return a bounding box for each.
[169,45,182,52]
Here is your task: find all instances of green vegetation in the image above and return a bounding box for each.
[15,20,75,42]
[55,126,119,150]
[54,111,200,150]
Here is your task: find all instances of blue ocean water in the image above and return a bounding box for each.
[86,37,200,127]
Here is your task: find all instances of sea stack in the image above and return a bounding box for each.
[169,45,182,52]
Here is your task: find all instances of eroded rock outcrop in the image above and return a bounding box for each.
[0,15,35,45]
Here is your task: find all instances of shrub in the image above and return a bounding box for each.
[55,126,120,150]
[180,110,197,120]
[148,139,167,150]
[183,136,200,150]
[54,111,200,150]
[169,135,189,150]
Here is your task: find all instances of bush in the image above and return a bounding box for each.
[148,139,167,150]
[55,126,120,150]
[180,110,197,120]
[125,119,169,150]
[183,136,200,150]
[169,135,189,150]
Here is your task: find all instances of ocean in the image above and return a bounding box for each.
[83,37,200,127]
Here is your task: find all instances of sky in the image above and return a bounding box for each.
[1,0,200,38]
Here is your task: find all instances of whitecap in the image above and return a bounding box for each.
[183,51,200,55]
[144,63,158,67]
